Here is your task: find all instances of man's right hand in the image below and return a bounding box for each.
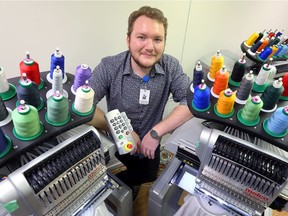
[131,130,141,155]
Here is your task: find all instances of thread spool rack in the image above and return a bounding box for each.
[187,61,287,151]
[240,42,288,78]
[0,72,94,167]
[241,41,288,64]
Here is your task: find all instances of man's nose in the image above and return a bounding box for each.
[145,39,154,50]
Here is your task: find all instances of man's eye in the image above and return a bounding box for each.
[155,38,163,43]
[138,36,145,40]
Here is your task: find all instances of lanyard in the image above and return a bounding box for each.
[139,75,150,105]
[143,75,150,88]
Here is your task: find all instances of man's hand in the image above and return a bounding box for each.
[130,131,141,155]
[140,132,159,159]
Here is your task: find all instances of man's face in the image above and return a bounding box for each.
[127,15,165,70]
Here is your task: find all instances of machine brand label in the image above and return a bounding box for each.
[244,188,269,202]
[88,166,101,180]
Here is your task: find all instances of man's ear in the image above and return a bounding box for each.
[126,36,130,47]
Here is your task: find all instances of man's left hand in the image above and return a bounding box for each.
[140,133,159,159]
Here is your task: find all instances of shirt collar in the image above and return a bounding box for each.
[123,51,165,76]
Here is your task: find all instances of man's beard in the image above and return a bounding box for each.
[130,53,155,69]
[128,44,163,69]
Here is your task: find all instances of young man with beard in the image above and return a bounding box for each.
[88,5,193,200]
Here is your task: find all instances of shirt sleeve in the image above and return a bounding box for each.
[88,59,110,104]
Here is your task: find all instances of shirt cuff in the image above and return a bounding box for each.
[179,99,188,106]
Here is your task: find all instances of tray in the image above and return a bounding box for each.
[0,71,94,167]
[187,65,287,151]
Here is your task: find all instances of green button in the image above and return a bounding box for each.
[118,135,123,139]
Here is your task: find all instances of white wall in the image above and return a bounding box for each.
[1,0,287,79]
[0,1,189,79]
[182,1,288,77]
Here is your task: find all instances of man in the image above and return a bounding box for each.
[88,5,193,199]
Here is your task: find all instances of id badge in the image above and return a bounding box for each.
[139,88,150,105]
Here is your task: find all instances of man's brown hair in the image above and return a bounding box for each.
[127,6,168,40]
